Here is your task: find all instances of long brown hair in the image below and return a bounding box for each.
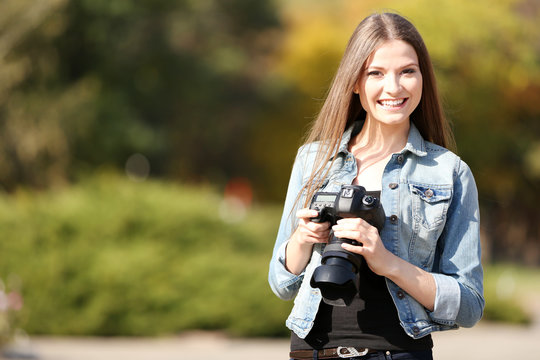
[299,12,455,207]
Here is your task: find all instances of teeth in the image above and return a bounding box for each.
[380,99,405,107]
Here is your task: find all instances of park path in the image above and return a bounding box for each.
[3,321,540,360]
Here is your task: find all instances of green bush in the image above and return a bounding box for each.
[482,264,538,325]
[482,290,531,325]
[0,174,292,337]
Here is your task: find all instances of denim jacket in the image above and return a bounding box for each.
[268,122,484,340]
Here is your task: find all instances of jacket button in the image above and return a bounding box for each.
[389,182,398,189]
[397,155,404,164]
[397,291,405,299]
[412,326,420,334]
[424,189,434,198]
[390,215,398,224]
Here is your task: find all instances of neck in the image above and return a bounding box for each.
[350,118,410,156]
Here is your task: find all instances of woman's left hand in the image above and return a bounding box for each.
[333,217,436,311]
[332,217,396,277]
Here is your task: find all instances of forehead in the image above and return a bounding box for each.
[364,39,419,68]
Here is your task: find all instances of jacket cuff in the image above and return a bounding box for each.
[274,241,304,290]
[430,273,461,325]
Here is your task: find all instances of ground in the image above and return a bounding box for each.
[2,320,539,360]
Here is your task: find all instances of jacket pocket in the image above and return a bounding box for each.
[409,183,452,230]
[408,183,453,268]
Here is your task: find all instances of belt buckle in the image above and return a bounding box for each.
[336,346,369,358]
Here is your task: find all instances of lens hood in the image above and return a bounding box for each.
[310,257,359,306]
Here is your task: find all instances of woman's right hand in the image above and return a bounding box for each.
[291,209,331,246]
[285,209,331,275]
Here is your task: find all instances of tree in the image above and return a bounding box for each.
[0,0,282,190]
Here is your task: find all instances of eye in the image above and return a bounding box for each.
[401,68,417,75]
[367,70,383,77]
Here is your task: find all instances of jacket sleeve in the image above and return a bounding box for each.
[430,159,485,327]
[268,147,308,300]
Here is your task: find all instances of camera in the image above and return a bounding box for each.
[309,185,385,306]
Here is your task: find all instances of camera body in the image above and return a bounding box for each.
[309,185,385,306]
[309,185,384,230]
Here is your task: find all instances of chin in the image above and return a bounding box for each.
[373,116,411,127]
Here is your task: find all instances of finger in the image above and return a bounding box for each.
[303,232,330,244]
[341,242,363,254]
[334,220,377,236]
[336,217,370,228]
[299,222,330,239]
[298,218,328,232]
[296,208,319,220]
[318,229,331,241]
[306,221,331,232]
[332,229,363,241]
[309,226,331,240]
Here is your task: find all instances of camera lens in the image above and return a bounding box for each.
[362,195,375,206]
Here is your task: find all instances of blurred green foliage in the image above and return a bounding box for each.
[0,175,537,336]
[0,174,292,336]
[483,291,532,325]
[483,264,540,325]
[0,0,285,190]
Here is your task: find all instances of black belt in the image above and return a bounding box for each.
[290,347,378,359]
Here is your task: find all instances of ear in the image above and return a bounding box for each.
[352,78,360,94]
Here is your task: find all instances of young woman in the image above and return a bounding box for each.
[268,12,484,360]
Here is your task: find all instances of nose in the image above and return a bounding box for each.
[384,73,401,94]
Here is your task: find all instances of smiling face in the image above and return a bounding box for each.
[355,39,423,127]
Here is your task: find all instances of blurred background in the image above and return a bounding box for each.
[0,0,539,352]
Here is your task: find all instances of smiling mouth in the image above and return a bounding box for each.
[378,98,408,109]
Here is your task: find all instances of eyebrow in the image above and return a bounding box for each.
[366,63,420,70]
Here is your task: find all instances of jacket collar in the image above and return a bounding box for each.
[403,122,428,157]
[337,120,428,157]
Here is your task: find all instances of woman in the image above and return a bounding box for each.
[268,12,484,360]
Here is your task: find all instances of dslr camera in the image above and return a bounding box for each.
[309,185,385,306]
